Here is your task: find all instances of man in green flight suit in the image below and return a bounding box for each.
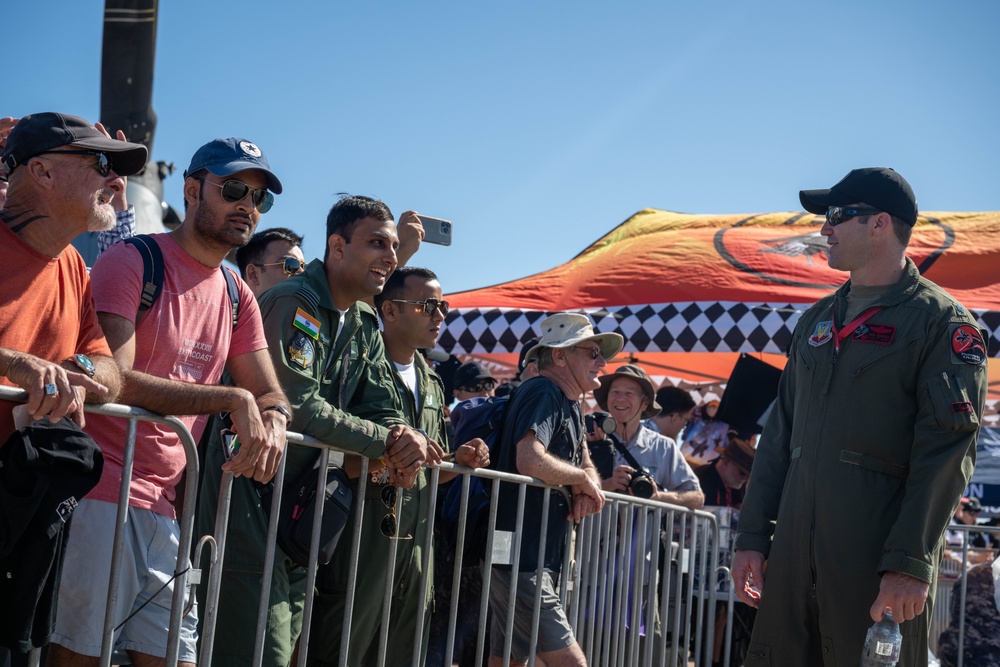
[257,195,442,665]
[308,265,490,667]
[732,168,988,666]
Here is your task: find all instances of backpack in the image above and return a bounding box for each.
[440,391,514,562]
[123,234,241,328]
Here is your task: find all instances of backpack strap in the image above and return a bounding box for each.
[221,266,241,330]
[124,235,241,330]
[123,235,164,321]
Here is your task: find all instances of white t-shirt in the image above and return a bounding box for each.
[395,360,420,407]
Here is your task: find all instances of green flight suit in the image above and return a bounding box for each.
[197,259,405,666]
[734,258,988,667]
[309,351,450,667]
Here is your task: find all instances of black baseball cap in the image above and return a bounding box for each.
[1,112,148,177]
[799,167,918,226]
[517,337,541,374]
[453,361,496,390]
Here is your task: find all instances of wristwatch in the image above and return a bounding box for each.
[261,404,292,420]
[68,354,96,378]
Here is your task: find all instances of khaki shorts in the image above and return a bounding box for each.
[487,566,575,661]
[51,499,198,662]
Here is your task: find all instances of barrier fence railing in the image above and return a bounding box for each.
[2,387,200,667]
[28,387,1000,666]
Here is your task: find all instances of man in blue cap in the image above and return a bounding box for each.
[49,138,292,667]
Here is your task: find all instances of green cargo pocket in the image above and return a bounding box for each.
[927,371,980,433]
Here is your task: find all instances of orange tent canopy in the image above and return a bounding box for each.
[439,209,1000,406]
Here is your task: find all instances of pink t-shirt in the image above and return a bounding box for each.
[86,234,267,517]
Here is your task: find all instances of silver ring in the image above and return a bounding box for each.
[44,383,58,396]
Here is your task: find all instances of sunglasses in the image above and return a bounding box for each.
[40,149,113,177]
[379,485,412,540]
[254,256,304,277]
[825,206,883,227]
[573,345,604,360]
[391,298,450,317]
[461,379,496,392]
[195,177,274,214]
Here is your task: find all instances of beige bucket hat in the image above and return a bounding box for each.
[524,313,623,364]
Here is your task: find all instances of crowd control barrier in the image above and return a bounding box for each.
[1,386,200,667]
[15,385,985,667]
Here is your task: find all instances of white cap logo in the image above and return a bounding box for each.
[239,141,262,158]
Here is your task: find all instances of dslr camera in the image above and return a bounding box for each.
[585,411,617,436]
[628,469,656,499]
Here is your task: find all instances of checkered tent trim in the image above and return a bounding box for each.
[439,302,1000,357]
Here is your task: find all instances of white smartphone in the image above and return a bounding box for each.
[418,215,453,246]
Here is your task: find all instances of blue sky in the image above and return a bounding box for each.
[7,1,999,293]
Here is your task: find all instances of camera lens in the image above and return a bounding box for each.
[441,222,451,233]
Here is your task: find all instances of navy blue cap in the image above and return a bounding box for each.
[184,138,282,194]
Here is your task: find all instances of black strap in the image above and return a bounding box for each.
[123,235,163,316]
[221,266,241,330]
[608,432,651,476]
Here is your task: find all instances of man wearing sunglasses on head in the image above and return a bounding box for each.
[49,138,291,667]
[732,168,988,667]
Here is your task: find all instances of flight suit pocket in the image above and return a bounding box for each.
[744,643,771,666]
[927,371,980,433]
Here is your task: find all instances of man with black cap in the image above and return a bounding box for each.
[452,360,497,403]
[732,168,987,666]
[0,112,140,435]
[49,138,292,667]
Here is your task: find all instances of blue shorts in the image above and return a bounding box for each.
[51,499,198,662]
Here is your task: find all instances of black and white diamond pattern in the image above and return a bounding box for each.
[440,302,1000,357]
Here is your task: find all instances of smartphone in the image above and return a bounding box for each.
[418,215,452,246]
[221,429,240,461]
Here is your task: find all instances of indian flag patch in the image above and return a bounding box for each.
[293,308,321,340]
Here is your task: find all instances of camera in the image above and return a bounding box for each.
[628,470,656,499]
[585,411,617,436]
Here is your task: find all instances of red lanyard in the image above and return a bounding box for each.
[831,306,884,355]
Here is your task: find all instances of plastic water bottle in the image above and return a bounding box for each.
[860,606,902,666]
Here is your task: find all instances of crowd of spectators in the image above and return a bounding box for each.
[1,112,995,667]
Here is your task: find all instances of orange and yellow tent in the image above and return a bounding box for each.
[440,208,1000,412]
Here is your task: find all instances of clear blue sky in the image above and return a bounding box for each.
[8,1,999,293]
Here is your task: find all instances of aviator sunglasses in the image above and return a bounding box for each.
[254,257,304,277]
[194,177,274,214]
[825,206,883,227]
[391,298,450,317]
[380,485,412,540]
[39,150,113,176]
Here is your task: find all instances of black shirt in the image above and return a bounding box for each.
[494,376,583,572]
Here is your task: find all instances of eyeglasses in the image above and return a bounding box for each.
[220,429,240,462]
[461,379,496,393]
[39,150,113,177]
[391,298,450,317]
[825,206,882,227]
[573,345,604,360]
[194,177,274,214]
[379,485,412,540]
[254,256,304,277]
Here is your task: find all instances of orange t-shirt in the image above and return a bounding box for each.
[0,223,112,441]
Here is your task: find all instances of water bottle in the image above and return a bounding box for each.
[860,606,902,666]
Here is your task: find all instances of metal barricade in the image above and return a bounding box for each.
[932,522,1000,667]
[1,386,200,667]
